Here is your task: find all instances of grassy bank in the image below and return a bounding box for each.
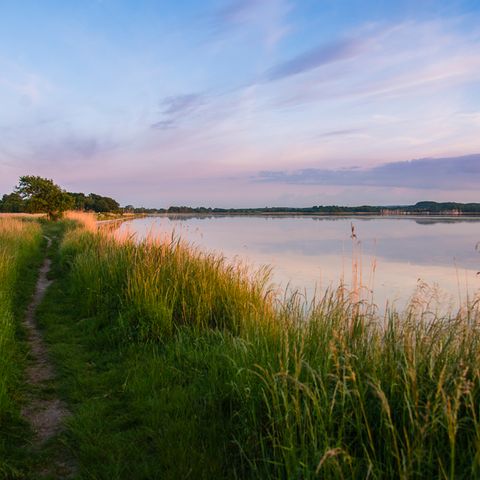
[95,212,146,222]
[31,216,480,479]
[0,218,43,477]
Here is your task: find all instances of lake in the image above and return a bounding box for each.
[118,215,480,313]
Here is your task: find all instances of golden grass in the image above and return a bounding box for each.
[64,210,98,232]
[0,213,45,218]
[0,217,41,235]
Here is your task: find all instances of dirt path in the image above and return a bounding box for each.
[21,236,76,478]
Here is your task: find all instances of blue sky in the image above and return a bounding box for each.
[1,0,479,207]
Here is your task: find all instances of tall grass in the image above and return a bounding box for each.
[61,226,274,339]
[60,217,480,478]
[0,218,42,475]
[64,210,98,232]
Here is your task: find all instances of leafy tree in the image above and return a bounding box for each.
[69,192,88,210]
[84,193,120,213]
[15,175,73,220]
[66,192,120,213]
[0,192,26,212]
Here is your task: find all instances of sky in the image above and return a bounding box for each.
[1,0,480,207]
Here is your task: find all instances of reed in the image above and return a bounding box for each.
[60,224,275,340]
[64,210,98,232]
[56,217,480,478]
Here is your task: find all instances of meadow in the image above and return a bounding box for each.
[0,218,43,477]
[1,213,480,478]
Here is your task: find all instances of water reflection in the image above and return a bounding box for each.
[118,215,480,312]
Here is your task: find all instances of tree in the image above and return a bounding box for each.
[16,176,73,220]
[69,192,87,210]
[0,192,26,212]
[84,193,120,213]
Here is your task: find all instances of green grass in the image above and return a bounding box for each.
[0,218,43,478]
[4,216,480,478]
[38,288,235,479]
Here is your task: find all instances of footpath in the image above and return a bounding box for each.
[21,233,76,479]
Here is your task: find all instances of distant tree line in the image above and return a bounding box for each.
[164,202,480,215]
[123,205,167,214]
[69,192,120,213]
[407,201,480,214]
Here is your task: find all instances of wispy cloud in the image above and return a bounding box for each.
[216,0,266,24]
[317,128,363,138]
[266,36,365,81]
[14,134,118,171]
[0,69,51,106]
[256,154,480,190]
[151,93,204,130]
[150,119,176,130]
[266,20,480,107]
[211,0,291,48]
[160,94,204,116]
[60,136,106,158]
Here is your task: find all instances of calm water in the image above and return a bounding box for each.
[119,215,480,312]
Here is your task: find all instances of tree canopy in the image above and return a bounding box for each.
[0,192,25,213]
[69,192,120,212]
[15,175,73,220]
[0,176,126,217]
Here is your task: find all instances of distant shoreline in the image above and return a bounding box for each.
[144,212,480,218]
[133,201,480,216]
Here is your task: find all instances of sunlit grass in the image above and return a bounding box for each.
[0,213,45,219]
[64,210,98,232]
[61,224,274,340]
